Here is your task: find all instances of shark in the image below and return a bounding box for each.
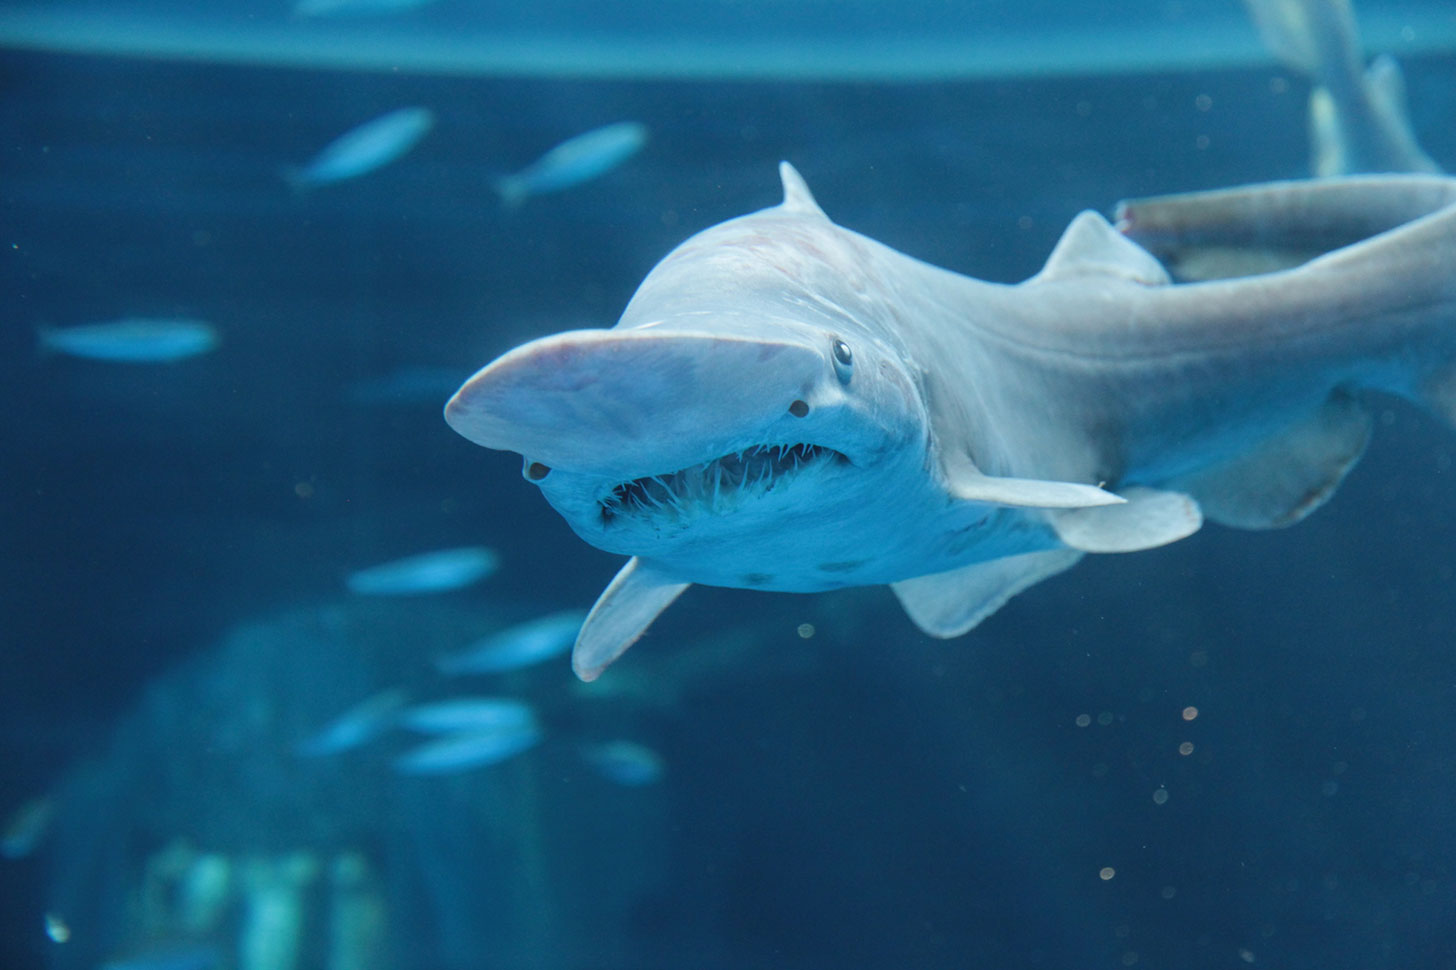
[1243,0,1440,176]
[445,163,1456,681]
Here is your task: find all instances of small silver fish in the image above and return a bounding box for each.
[345,545,498,596]
[38,318,218,363]
[580,740,664,786]
[398,697,536,735]
[294,688,409,757]
[393,724,542,775]
[436,609,588,675]
[285,106,435,190]
[495,121,648,208]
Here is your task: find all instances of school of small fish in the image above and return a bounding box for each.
[37,113,648,362]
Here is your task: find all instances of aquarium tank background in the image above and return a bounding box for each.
[2,1,1455,968]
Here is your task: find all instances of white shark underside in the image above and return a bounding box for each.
[447,164,1456,680]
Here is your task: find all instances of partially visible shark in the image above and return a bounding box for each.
[446,164,1456,681]
[1243,0,1440,175]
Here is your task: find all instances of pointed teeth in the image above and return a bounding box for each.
[600,443,837,522]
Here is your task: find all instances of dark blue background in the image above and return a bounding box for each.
[1,41,1454,970]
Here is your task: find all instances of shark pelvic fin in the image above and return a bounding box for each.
[891,549,1084,638]
[1172,392,1372,529]
[778,161,827,218]
[573,557,690,682]
[1033,211,1171,286]
[1051,486,1202,552]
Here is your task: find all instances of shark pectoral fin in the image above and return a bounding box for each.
[1033,210,1171,286]
[891,549,1084,638]
[1174,393,1372,529]
[1051,487,1202,553]
[573,557,690,683]
[948,466,1124,510]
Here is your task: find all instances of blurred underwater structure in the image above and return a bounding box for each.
[40,602,681,970]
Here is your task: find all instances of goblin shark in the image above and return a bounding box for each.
[446,163,1456,681]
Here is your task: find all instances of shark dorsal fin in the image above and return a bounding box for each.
[778,161,827,217]
[1035,210,1171,286]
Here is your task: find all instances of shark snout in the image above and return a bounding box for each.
[445,328,829,476]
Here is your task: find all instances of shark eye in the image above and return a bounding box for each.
[524,460,551,482]
[831,338,853,384]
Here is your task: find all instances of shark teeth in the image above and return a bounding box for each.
[600,443,838,523]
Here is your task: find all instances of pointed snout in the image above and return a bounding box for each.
[444,328,825,476]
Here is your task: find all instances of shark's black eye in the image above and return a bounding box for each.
[831,338,853,383]
[524,460,551,482]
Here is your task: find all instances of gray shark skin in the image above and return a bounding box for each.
[446,163,1456,681]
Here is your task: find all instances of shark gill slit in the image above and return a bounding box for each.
[598,442,846,523]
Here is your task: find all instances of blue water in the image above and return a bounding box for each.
[2,9,1455,970]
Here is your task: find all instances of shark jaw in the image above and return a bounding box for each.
[446,317,936,590]
[598,442,845,524]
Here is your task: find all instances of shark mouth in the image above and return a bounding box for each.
[600,443,844,523]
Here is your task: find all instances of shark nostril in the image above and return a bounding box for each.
[524,461,552,482]
[788,399,810,418]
